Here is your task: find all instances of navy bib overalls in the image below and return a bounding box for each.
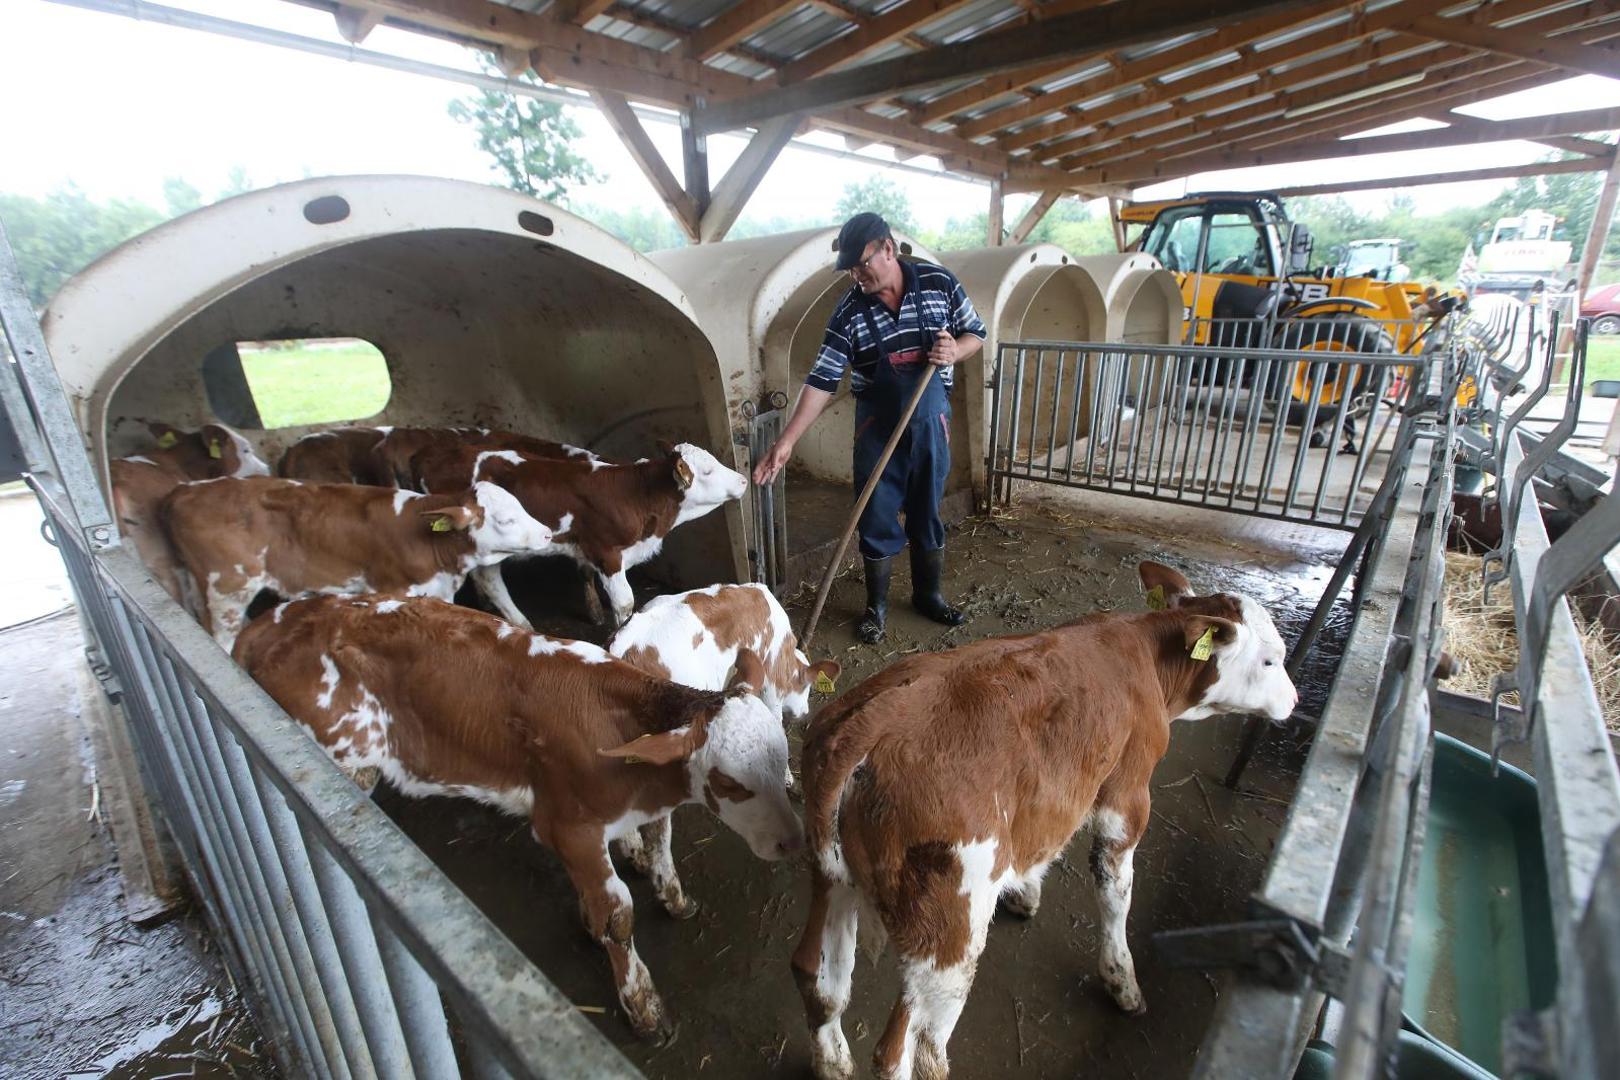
[850,289,952,561]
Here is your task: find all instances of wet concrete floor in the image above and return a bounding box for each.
[385,490,1354,1078]
[0,611,273,1079]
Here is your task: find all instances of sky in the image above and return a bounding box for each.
[5,0,1620,232]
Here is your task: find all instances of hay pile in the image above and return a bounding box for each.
[1442,551,1620,736]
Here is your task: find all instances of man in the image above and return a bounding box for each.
[753,212,986,644]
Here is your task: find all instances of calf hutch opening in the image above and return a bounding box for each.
[42,175,748,589]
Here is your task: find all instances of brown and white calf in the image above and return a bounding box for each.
[109,422,270,599]
[233,594,802,1038]
[413,442,746,628]
[792,562,1298,1080]
[607,582,840,881]
[158,476,551,648]
[276,426,393,485]
[278,425,601,488]
[611,583,840,724]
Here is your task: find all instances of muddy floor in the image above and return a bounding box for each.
[0,611,274,1080]
[382,491,1354,1079]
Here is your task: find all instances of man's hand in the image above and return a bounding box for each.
[753,438,793,486]
[928,329,959,367]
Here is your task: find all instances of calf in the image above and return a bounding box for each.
[276,426,392,485]
[278,425,599,487]
[792,562,1297,1080]
[233,594,801,1038]
[414,442,746,628]
[608,582,841,881]
[159,477,551,648]
[378,426,604,488]
[109,422,270,599]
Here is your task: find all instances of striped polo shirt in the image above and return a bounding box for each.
[805,260,987,397]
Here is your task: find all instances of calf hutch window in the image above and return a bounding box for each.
[206,337,391,430]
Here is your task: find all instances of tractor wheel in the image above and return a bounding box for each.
[1272,314,1395,454]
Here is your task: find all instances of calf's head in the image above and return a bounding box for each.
[666,443,748,525]
[199,424,271,478]
[602,649,803,860]
[779,651,841,721]
[426,482,553,562]
[1140,561,1297,722]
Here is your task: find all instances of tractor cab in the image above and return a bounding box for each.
[1126,193,1310,278]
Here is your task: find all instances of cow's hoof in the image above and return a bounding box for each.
[998,893,1039,919]
[664,893,699,920]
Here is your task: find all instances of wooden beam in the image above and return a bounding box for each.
[911,58,1084,127]
[1424,113,1616,159]
[565,0,617,26]
[334,3,384,43]
[1009,190,1061,244]
[1055,13,1620,179]
[681,108,711,223]
[1576,145,1620,297]
[988,179,1005,247]
[958,0,1352,142]
[990,0,1597,152]
[685,0,796,61]
[1081,105,1620,187]
[693,0,1319,134]
[1270,155,1614,199]
[701,114,800,243]
[1400,12,1620,80]
[494,44,530,78]
[590,91,699,242]
[780,0,981,83]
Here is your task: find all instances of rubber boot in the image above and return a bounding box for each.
[856,556,892,644]
[911,546,965,627]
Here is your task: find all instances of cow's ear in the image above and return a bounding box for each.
[419,505,475,532]
[673,455,694,491]
[599,727,699,766]
[807,659,840,692]
[148,422,184,450]
[726,648,766,697]
[655,438,677,456]
[1182,615,1238,658]
[1140,561,1194,609]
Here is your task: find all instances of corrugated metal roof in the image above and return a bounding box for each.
[377,0,1589,189]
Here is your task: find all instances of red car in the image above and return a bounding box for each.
[1581,283,1620,335]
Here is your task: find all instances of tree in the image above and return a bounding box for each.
[449,67,598,201]
[572,202,689,253]
[834,176,917,235]
[0,186,165,308]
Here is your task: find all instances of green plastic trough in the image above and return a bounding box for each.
[1295,733,1556,1079]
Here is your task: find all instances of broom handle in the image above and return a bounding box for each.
[800,364,938,649]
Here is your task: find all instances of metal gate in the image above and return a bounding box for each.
[0,225,637,1077]
[984,319,1450,530]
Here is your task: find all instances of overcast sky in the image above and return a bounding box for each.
[6,0,1620,230]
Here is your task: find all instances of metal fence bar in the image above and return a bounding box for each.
[247,766,392,1078]
[369,913,463,1078]
[985,332,1433,530]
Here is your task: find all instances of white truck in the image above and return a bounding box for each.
[1459,208,1576,301]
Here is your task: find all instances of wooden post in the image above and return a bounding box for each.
[1010,190,1061,244]
[681,103,711,238]
[1575,145,1620,299]
[988,178,1005,247]
[1109,197,1128,252]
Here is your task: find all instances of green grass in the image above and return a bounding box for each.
[1583,335,1620,390]
[238,341,392,429]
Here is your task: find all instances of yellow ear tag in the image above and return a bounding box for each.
[813,671,837,694]
[430,517,452,532]
[208,439,223,459]
[1145,585,1167,611]
[156,431,178,449]
[1190,627,1216,662]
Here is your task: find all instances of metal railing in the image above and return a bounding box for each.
[0,221,637,1079]
[985,320,1446,530]
[742,391,788,592]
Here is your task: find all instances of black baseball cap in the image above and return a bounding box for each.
[835,212,893,271]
